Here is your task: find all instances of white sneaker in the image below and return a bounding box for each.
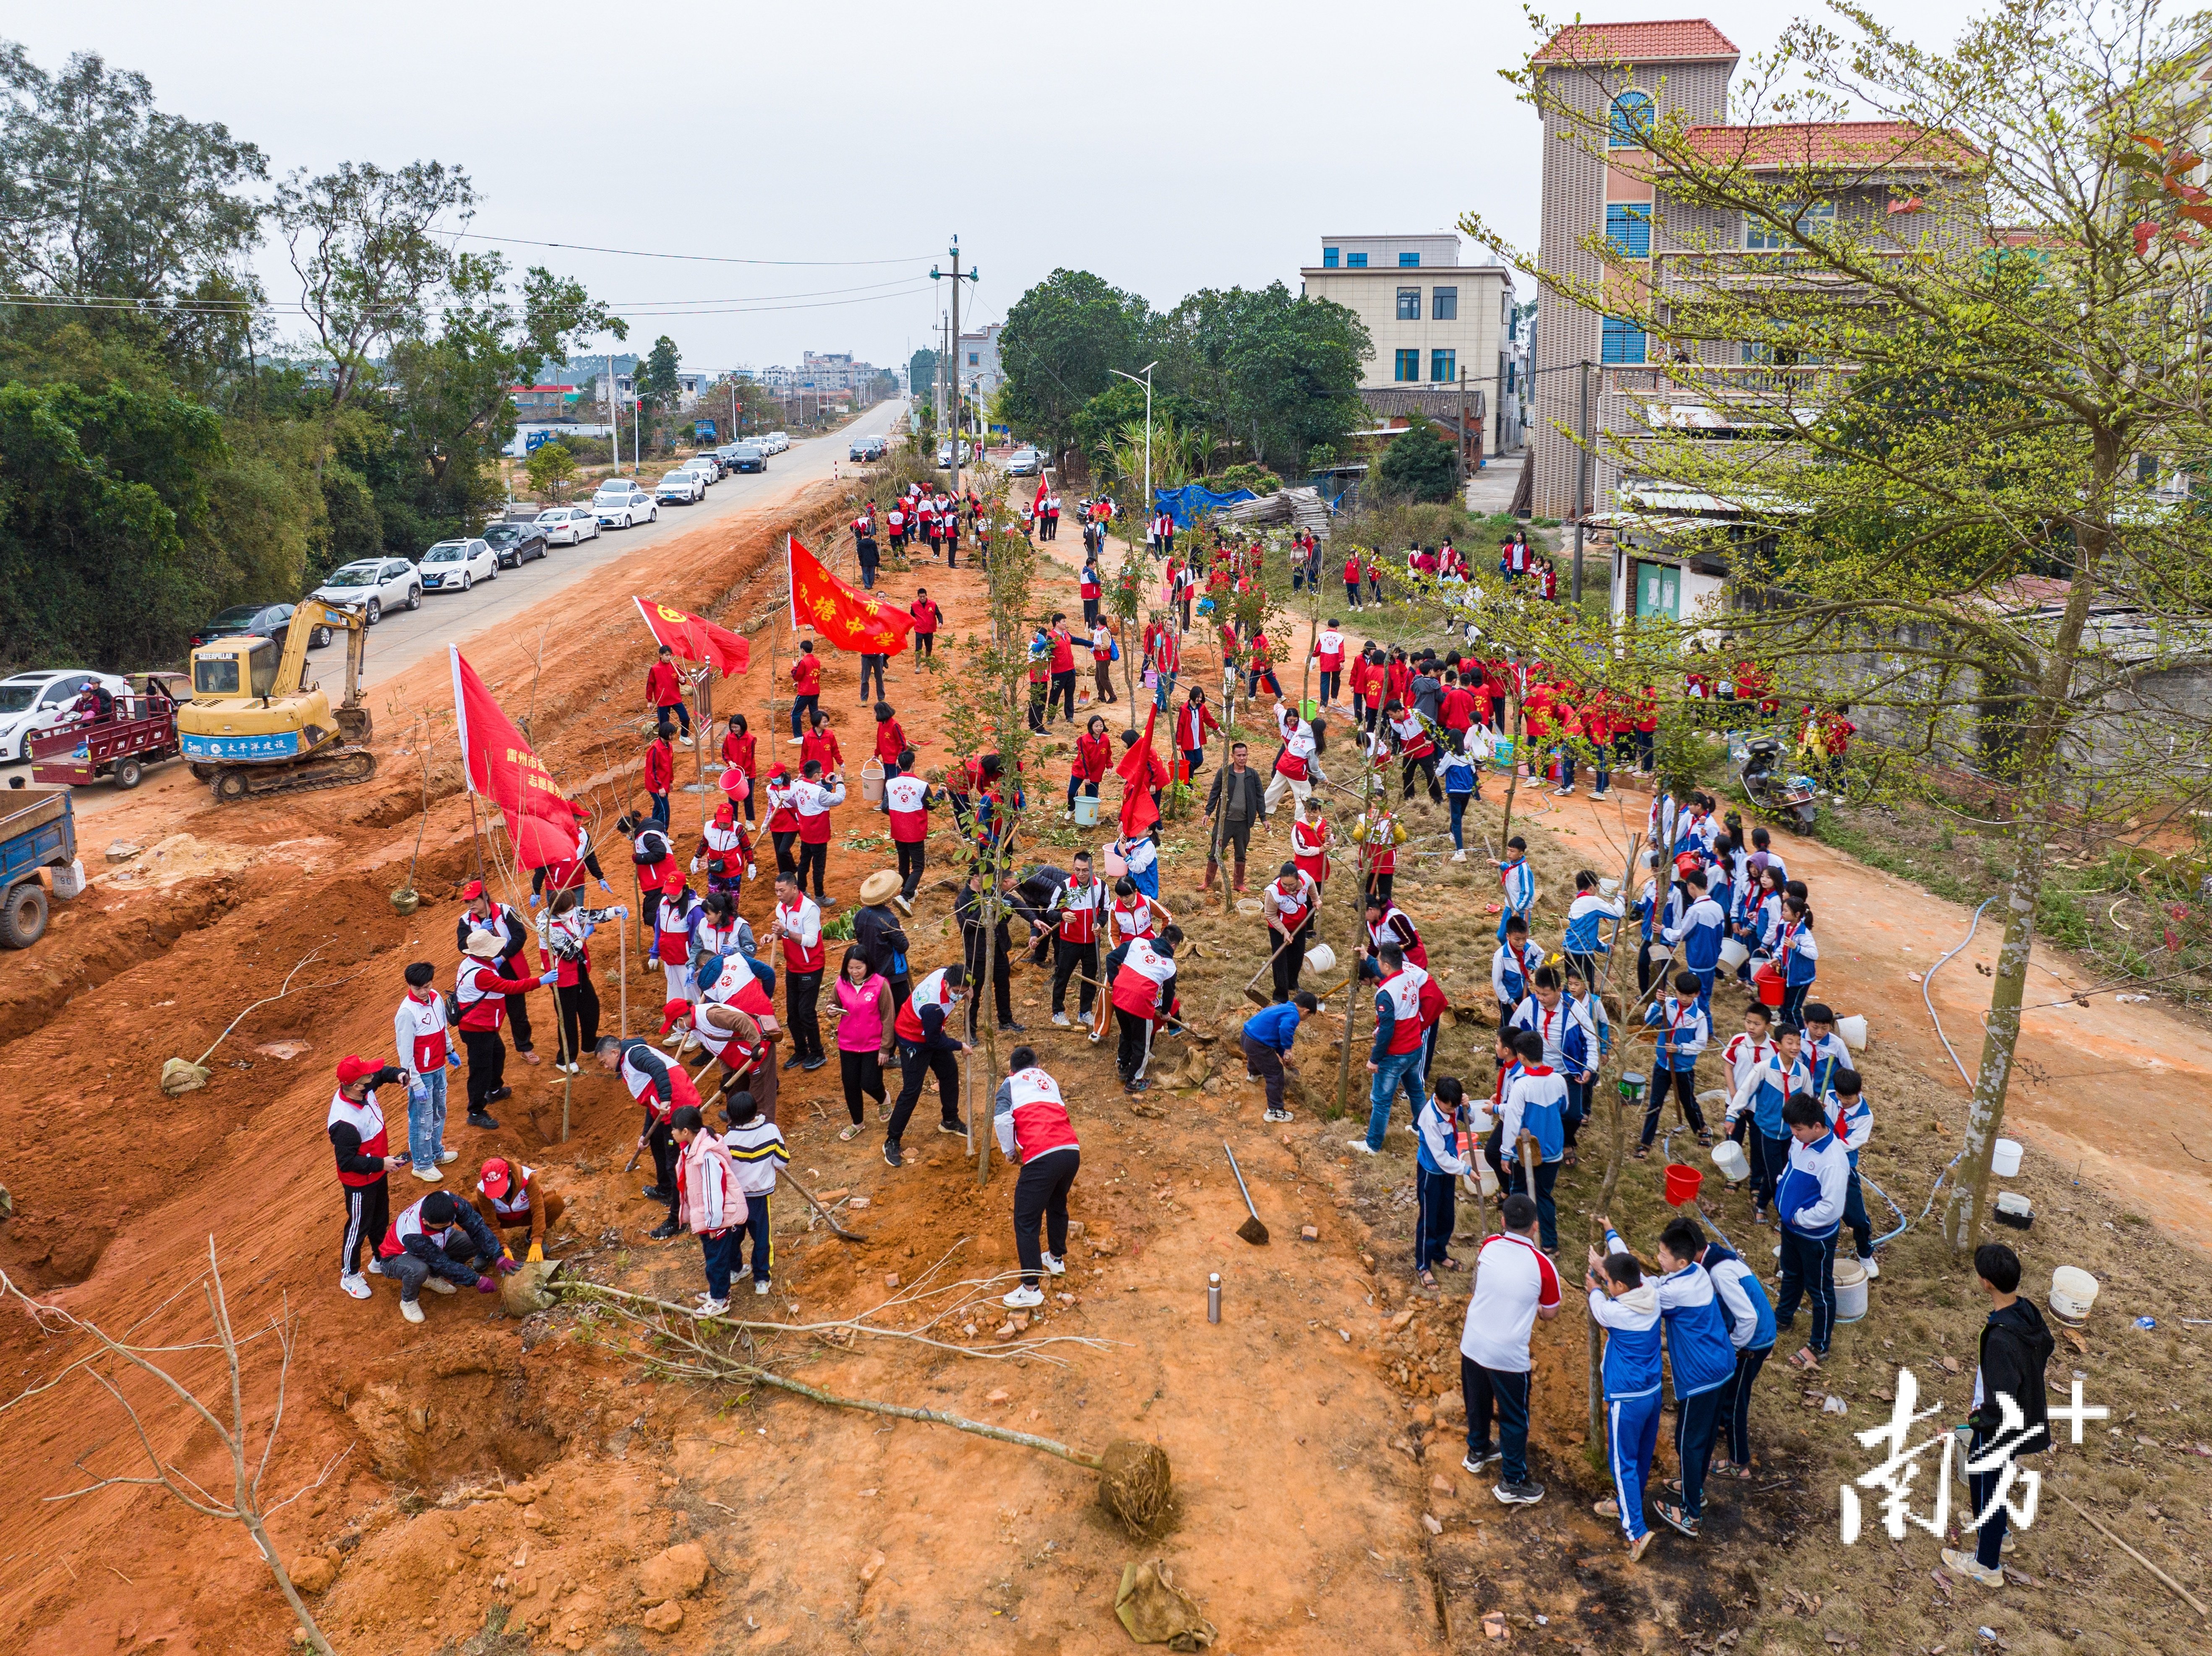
[1450,850,1467,863]
[680,1031,702,1054]
[437,1149,458,1165]
[1940,1547,2003,1588]
[1346,1137,1379,1156]
[340,1273,371,1300]
[1265,1108,1294,1122]
[894,896,913,914]
[694,1298,730,1317]
[1051,1011,1071,1027]
[1861,1256,1880,1279]
[423,1277,458,1296]
[400,1298,425,1323]
[412,1164,443,1182]
[1042,1252,1066,1276]
[660,1030,685,1051]
[364,1258,386,1277]
[1003,1284,1045,1308]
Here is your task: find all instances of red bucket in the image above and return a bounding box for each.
[1172,756,1192,784]
[1664,1164,1703,1207]
[1753,961,1785,1008]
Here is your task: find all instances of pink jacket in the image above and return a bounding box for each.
[676,1133,746,1235]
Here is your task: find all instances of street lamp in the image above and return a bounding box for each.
[1108,360,1160,537]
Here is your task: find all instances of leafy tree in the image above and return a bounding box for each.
[1155,282,1368,471]
[636,334,682,413]
[999,268,1155,466]
[908,346,937,397]
[526,440,578,502]
[1376,423,1459,502]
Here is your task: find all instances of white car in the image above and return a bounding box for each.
[592,482,659,529]
[762,431,790,454]
[306,557,421,625]
[535,507,600,546]
[654,470,704,505]
[679,458,720,488]
[0,671,135,763]
[419,539,498,593]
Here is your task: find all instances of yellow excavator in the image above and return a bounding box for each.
[180,599,378,803]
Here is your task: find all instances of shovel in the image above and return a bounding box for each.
[1242,931,1303,1009]
[1222,1142,1269,1246]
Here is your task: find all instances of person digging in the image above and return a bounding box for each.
[373,1188,513,1324]
[467,1157,566,1263]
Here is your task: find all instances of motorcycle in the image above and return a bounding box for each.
[1730,731,1819,834]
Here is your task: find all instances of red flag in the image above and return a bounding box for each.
[450,646,581,870]
[1116,704,1163,838]
[634,597,750,678]
[1030,478,1049,518]
[788,534,915,654]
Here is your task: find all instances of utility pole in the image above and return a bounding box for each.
[1109,359,1160,530]
[930,237,979,498]
[1570,359,1593,604]
[1457,363,1469,496]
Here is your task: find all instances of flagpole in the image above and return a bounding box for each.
[451,645,488,883]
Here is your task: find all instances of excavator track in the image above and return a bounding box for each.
[208,746,378,803]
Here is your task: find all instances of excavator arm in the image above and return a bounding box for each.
[284,598,372,742]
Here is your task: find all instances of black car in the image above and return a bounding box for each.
[482,522,550,569]
[187,602,330,653]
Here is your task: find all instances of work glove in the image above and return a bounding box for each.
[598,880,613,894]
[526,1243,544,1263]
[495,1256,520,1276]
[690,857,701,873]
[539,970,559,986]
[409,1081,428,1104]
[474,1275,498,1293]
[645,952,659,968]
[528,893,542,909]
[446,1051,461,1069]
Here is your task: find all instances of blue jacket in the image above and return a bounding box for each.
[1642,998,1707,1072]
[1778,918,1819,986]
[1241,1001,1302,1054]
[1591,1237,1664,1401]
[1651,1262,1738,1398]
[1502,1066,1568,1164]
[1665,895,1728,972]
[1416,1095,1469,1176]
[1563,891,1624,956]
[1733,1049,1812,1138]
[1776,1130,1851,1239]
[1703,1243,1777,1351]
[1440,753,1476,794]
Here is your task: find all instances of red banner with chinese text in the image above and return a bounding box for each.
[788,534,915,653]
[450,646,582,869]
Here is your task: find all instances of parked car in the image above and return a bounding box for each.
[935,439,973,470]
[482,521,550,569]
[714,443,748,469]
[307,557,421,623]
[419,539,498,592]
[655,470,704,505]
[188,601,329,653]
[592,481,659,529]
[680,458,720,487]
[850,435,889,462]
[728,442,767,473]
[1006,446,1043,476]
[535,506,600,546]
[761,431,790,454]
[0,671,135,764]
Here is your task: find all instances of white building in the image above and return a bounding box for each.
[1299,234,1518,451]
[955,321,1004,398]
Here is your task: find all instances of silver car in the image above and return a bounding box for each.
[307,557,421,623]
[1006,446,1043,476]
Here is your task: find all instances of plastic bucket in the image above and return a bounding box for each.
[1991,1138,2023,1178]
[1073,792,1101,827]
[1719,938,1750,971]
[1754,962,1785,1008]
[1836,1013,1868,1051]
[2049,1265,2100,1325]
[860,757,886,805]
[1491,737,1516,772]
[1103,846,1128,878]
[1663,1164,1703,1207]
[1834,1255,1869,1324]
[1710,1140,1750,1183]
[1300,698,1320,724]
[1304,942,1337,974]
[1477,1163,1500,1198]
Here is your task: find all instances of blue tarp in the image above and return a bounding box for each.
[1151,484,1257,528]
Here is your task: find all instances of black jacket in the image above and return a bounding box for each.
[852,902,909,982]
[1206,764,1266,827]
[1967,1298,2055,1453]
[456,905,530,971]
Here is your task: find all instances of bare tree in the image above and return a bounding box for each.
[1,1238,350,1654]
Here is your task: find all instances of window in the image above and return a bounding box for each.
[1322,246,1340,268]
[1394,349,1421,382]
[1347,252,1369,268]
[1746,200,1835,250]
[1431,286,1458,320]
[1609,90,1654,148]
[1398,251,1421,267]
[1601,317,1648,364]
[1396,287,1421,321]
[1604,203,1651,258]
[1431,349,1456,382]
[968,352,980,365]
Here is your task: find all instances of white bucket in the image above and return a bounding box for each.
[1072,792,1101,827]
[1304,942,1337,974]
[1477,1163,1500,1198]
[2049,1266,2100,1325]
[1718,938,1750,971]
[1836,1013,1868,1051]
[1468,1107,1495,1136]
[1599,877,1620,896]
[859,757,886,805]
[1711,1140,1750,1183]
[1991,1138,2023,1178]
[1833,1255,1869,1324]
[1102,845,1127,878]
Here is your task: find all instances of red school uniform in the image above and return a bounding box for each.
[874,718,907,765]
[792,655,823,698]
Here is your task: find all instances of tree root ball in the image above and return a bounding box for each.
[1097,1438,1174,1536]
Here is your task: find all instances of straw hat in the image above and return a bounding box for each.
[464,930,506,958]
[858,870,902,906]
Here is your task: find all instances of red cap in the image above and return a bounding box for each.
[459,878,486,900]
[479,1158,512,1199]
[335,1055,380,1086]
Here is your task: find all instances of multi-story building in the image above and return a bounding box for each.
[1299,235,1517,450]
[955,322,1004,398]
[797,352,881,393]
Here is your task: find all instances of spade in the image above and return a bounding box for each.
[1222,1142,1269,1245]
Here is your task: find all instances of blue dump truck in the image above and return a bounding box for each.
[0,784,81,948]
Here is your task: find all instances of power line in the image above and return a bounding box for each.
[448,230,927,268]
[0,283,938,320]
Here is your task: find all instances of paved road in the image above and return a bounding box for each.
[14,400,906,818]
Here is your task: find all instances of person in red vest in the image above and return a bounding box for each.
[1174,685,1218,777]
[643,721,676,829]
[1067,713,1112,815]
[909,589,942,663]
[1440,670,1479,740]
[1246,630,1281,700]
[1149,622,1180,712]
[885,964,970,1167]
[801,708,843,776]
[454,932,555,1129]
[1046,612,1078,724]
[330,1055,412,1299]
[771,871,829,1071]
[720,713,758,824]
[694,783,756,898]
[1260,862,1321,1002]
[1106,927,1182,1092]
[645,646,692,744]
[1311,619,1347,708]
[1045,851,1108,1027]
[790,759,845,908]
[991,1047,1081,1308]
[1089,620,1118,704]
[1079,557,1103,627]
[881,754,937,907]
[789,641,822,741]
[1291,797,1333,889]
[596,1033,703,1240]
[872,701,908,780]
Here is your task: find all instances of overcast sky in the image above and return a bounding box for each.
[20,0,1988,380]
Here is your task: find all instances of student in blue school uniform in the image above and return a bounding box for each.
[1636,971,1710,1157]
[1414,1075,1471,1289]
[1585,1229,1663,1562]
[1497,1029,1567,1253]
[1562,869,1625,989]
[1494,836,1535,942]
[1661,869,1729,1020]
[1775,896,1819,1028]
[1490,914,1542,1021]
[1559,961,1607,1167]
[1800,1002,1851,1097]
[1773,1089,1852,1371]
[1725,1021,1812,1223]
[1480,1028,1522,1194]
[1705,841,1738,957]
[1608,1211,1737,1540]
[1825,1066,1878,1276]
[1703,1237,1777,1478]
[1742,864,1786,982]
